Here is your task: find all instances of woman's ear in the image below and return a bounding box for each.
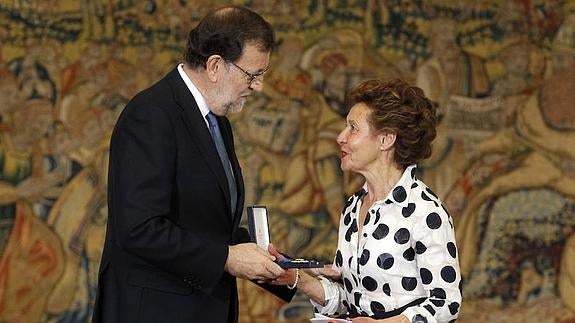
[205,55,222,82]
[380,132,396,151]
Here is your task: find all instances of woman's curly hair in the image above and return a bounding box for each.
[348,79,438,168]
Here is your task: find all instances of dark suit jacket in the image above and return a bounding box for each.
[92,67,295,323]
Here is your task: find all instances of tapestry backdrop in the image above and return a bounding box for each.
[1,0,575,322]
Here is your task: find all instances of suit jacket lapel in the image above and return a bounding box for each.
[164,68,235,220]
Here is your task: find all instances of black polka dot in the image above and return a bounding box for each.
[441,266,457,283]
[420,268,433,284]
[424,304,436,315]
[354,292,362,305]
[348,255,353,267]
[362,276,378,291]
[363,212,371,225]
[385,199,393,204]
[426,212,442,229]
[402,203,416,217]
[411,182,418,189]
[412,314,427,323]
[382,283,391,296]
[430,299,445,307]
[431,288,446,299]
[363,233,367,237]
[359,249,370,266]
[421,191,432,201]
[447,242,457,258]
[403,247,415,261]
[449,302,460,315]
[372,223,389,240]
[394,228,410,244]
[345,219,357,242]
[352,274,358,286]
[335,250,343,266]
[392,186,407,202]
[377,253,394,270]
[345,196,354,209]
[425,187,438,199]
[344,277,353,293]
[401,277,417,291]
[370,301,385,314]
[348,303,359,317]
[410,167,416,178]
[374,209,381,223]
[415,241,427,254]
[343,212,351,226]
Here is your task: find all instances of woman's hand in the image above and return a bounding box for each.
[306,263,341,280]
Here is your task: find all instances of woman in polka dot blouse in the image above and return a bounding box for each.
[272,79,462,323]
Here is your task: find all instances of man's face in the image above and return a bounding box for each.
[211,44,270,116]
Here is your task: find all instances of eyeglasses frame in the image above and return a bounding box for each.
[229,61,269,84]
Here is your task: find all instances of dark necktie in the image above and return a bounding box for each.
[206,112,237,215]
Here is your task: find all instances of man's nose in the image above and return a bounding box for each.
[249,79,264,92]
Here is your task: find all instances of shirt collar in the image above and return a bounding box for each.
[177,63,210,127]
[360,164,417,208]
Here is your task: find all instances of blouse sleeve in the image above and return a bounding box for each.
[400,199,462,323]
[310,276,348,317]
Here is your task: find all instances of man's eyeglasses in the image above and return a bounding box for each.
[229,62,269,85]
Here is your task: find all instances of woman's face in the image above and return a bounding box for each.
[336,103,383,173]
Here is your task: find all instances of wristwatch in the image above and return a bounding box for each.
[412,314,428,323]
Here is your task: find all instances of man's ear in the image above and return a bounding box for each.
[205,55,223,82]
[380,131,396,151]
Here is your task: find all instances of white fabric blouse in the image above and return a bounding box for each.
[312,165,462,323]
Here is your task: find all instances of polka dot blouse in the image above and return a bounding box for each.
[312,165,462,323]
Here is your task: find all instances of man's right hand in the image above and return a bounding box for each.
[225,243,285,281]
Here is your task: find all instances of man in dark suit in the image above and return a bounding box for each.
[92,6,296,322]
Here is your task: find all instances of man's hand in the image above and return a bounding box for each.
[267,243,296,285]
[225,243,285,281]
[267,243,286,260]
